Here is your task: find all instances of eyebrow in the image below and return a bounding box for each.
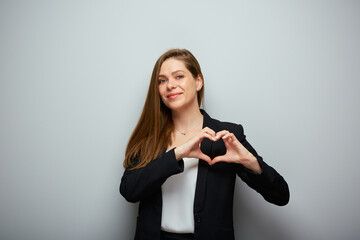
[158,70,184,78]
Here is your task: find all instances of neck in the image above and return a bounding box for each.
[171,105,203,133]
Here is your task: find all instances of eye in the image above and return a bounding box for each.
[176,75,184,80]
[159,79,167,84]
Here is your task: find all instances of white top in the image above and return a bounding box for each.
[161,157,199,233]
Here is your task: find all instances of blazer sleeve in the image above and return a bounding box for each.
[234,124,290,206]
[120,148,184,203]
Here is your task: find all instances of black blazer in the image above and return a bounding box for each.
[120,110,289,240]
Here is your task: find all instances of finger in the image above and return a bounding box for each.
[222,132,235,141]
[225,134,245,152]
[211,155,230,165]
[214,130,230,140]
[202,127,216,138]
[199,153,212,164]
[199,132,217,142]
[223,133,242,151]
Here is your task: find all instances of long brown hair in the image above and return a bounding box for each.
[124,49,204,169]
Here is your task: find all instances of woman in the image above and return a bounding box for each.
[120,49,289,240]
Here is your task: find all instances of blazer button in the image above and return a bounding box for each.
[196,217,201,223]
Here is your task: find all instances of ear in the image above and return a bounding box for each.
[195,74,203,91]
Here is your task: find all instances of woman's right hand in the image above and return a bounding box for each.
[174,127,216,164]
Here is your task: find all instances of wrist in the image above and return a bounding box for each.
[244,154,262,174]
[174,146,184,161]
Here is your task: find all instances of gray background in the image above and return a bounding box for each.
[1,0,359,239]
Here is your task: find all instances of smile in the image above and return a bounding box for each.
[167,93,182,99]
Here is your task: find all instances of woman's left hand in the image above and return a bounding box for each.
[211,130,262,174]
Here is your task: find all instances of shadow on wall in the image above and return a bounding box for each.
[118,200,139,239]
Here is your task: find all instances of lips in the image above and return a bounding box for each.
[167,92,182,99]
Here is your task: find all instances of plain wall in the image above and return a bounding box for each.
[1,0,359,239]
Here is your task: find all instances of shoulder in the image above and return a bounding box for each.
[213,117,243,133]
[202,109,244,135]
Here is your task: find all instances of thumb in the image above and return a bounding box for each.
[211,155,228,165]
[199,153,212,165]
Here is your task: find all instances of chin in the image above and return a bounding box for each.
[167,103,194,113]
[165,105,182,112]
[162,97,196,112]
[162,101,180,110]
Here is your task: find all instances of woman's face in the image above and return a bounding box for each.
[158,58,202,112]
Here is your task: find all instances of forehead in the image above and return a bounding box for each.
[159,58,188,74]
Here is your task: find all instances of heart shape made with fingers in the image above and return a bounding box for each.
[199,130,247,165]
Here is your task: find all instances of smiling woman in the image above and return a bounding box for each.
[120,49,289,240]
[158,59,203,117]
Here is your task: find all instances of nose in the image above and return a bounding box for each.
[166,77,177,89]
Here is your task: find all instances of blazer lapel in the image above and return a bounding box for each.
[194,110,214,213]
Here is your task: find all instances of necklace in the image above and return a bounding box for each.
[174,122,202,135]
